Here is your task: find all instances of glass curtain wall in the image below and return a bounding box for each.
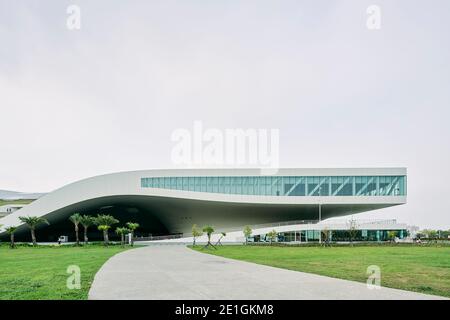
[141,175,406,196]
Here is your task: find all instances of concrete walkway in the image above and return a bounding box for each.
[88,245,444,300]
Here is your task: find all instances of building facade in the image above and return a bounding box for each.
[0,168,407,241]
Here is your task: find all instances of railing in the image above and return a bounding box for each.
[244,219,319,230]
[217,220,319,234]
[133,219,403,241]
[213,218,403,234]
[134,234,184,241]
[136,220,321,241]
[326,219,398,225]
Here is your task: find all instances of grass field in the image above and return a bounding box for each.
[0,245,130,300]
[192,245,450,298]
[0,199,34,207]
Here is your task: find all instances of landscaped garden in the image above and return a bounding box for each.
[191,244,450,298]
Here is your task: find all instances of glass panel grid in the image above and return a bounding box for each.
[141,175,406,197]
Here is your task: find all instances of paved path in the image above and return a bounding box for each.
[89,245,444,300]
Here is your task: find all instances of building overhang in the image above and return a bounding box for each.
[0,168,407,239]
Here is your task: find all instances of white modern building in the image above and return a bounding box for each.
[0,168,407,241]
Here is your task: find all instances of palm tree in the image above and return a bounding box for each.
[215,232,226,246]
[321,227,330,247]
[267,229,278,245]
[18,216,50,246]
[5,226,17,248]
[126,222,139,246]
[348,218,358,246]
[191,224,203,246]
[115,227,129,247]
[69,213,82,246]
[202,225,216,249]
[387,231,397,243]
[243,225,252,245]
[79,215,94,244]
[94,214,119,246]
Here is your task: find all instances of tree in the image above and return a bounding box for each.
[321,227,330,247]
[191,224,203,246]
[416,231,426,240]
[5,226,18,248]
[80,215,94,244]
[243,225,252,245]
[348,218,358,246]
[387,231,397,243]
[202,225,216,249]
[94,214,119,246]
[267,229,278,245]
[126,222,140,246]
[405,229,411,238]
[69,213,82,246]
[425,229,438,240]
[97,225,111,245]
[215,232,226,246]
[19,216,50,246]
[442,229,450,239]
[115,227,129,247]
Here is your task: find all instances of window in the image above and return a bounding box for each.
[140,175,406,197]
[236,177,243,194]
[257,177,265,195]
[290,177,306,196]
[200,177,207,192]
[247,177,254,195]
[366,177,377,196]
[170,177,177,189]
[355,176,364,195]
[318,177,329,196]
[308,177,320,196]
[188,177,194,191]
[342,176,354,195]
[194,177,201,191]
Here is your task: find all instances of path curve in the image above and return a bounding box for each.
[88,245,445,300]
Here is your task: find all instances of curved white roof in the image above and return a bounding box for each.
[0,168,407,237]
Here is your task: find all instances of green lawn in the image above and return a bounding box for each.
[191,245,450,298]
[0,199,34,206]
[0,245,130,300]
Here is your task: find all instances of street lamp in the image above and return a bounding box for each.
[318,185,322,244]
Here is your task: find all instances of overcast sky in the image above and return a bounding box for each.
[1,0,449,229]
